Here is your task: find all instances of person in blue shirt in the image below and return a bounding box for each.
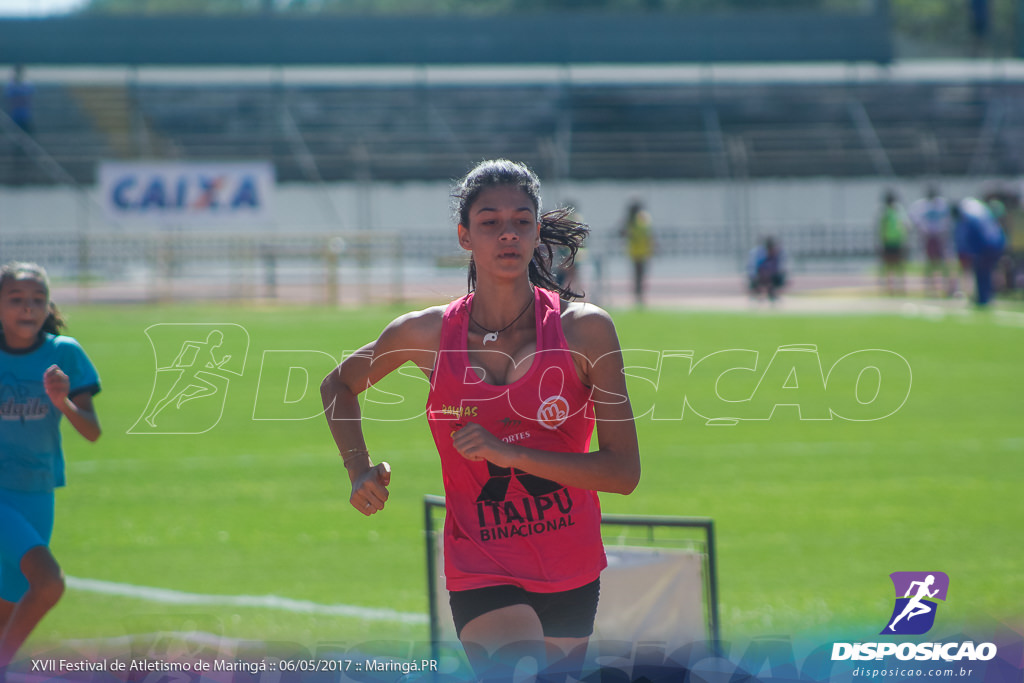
[0,262,101,671]
[952,198,1006,307]
[747,236,787,301]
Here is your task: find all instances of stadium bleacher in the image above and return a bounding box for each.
[6,68,1024,187]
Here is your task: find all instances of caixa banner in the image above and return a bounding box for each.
[98,161,275,226]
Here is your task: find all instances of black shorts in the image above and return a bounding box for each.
[448,578,600,639]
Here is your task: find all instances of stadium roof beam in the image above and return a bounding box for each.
[847,99,895,178]
[702,105,730,179]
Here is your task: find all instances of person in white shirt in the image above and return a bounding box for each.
[908,186,956,297]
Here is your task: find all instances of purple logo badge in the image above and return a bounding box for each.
[882,572,949,635]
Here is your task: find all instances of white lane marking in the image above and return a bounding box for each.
[66,576,428,624]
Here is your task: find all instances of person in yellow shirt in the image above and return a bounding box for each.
[620,200,654,306]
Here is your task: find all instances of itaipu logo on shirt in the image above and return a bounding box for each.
[475,461,575,543]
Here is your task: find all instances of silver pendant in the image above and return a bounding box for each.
[483,332,498,345]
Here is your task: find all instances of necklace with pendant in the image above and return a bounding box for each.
[469,293,534,345]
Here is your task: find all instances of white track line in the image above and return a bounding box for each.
[66,576,428,625]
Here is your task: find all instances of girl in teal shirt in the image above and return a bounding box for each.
[0,262,101,671]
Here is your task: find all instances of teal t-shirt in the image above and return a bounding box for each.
[0,333,100,493]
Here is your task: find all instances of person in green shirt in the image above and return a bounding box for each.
[879,189,909,296]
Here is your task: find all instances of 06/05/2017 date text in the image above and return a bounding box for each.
[278,659,440,674]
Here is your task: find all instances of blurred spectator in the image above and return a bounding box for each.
[620,199,654,306]
[747,236,787,302]
[4,65,34,135]
[985,194,1005,226]
[998,189,1024,296]
[908,185,956,297]
[952,197,1006,307]
[878,189,910,296]
[983,188,1022,296]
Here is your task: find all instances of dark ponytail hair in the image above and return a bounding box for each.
[0,262,66,336]
[452,159,589,301]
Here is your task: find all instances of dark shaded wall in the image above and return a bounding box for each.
[0,10,892,65]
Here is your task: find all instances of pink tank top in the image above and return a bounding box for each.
[426,287,606,593]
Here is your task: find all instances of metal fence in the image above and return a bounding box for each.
[2,222,879,306]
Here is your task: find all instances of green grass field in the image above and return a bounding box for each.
[31,301,1024,656]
